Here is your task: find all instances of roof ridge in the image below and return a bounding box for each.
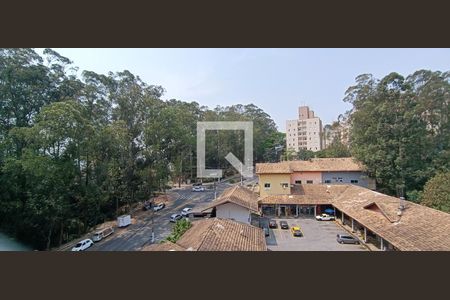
[195,218,217,251]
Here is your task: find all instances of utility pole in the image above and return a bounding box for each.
[151,198,155,243]
[240,162,243,186]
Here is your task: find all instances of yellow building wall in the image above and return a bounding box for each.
[258,174,292,198]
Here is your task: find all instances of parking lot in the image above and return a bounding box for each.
[263,217,367,251]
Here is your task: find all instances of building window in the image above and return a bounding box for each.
[306,180,313,184]
[264,183,271,189]
[295,180,302,184]
[281,183,289,188]
[351,180,359,184]
[324,179,331,183]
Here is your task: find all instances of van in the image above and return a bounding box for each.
[117,215,132,227]
[92,226,114,242]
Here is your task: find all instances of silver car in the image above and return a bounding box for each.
[337,234,360,244]
[170,214,182,222]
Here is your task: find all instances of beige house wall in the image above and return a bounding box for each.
[258,174,292,198]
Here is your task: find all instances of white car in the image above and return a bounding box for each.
[315,213,335,221]
[181,207,192,216]
[71,239,94,251]
[192,186,205,192]
[170,214,182,222]
[153,203,165,212]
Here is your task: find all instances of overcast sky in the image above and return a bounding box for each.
[42,48,450,131]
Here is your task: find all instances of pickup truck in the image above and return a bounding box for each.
[315,213,335,221]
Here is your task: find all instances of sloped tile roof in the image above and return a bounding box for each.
[259,184,348,205]
[256,157,365,174]
[202,185,259,213]
[177,218,267,251]
[290,158,365,172]
[141,241,186,251]
[332,185,450,251]
[258,183,450,251]
[255,162,292,174]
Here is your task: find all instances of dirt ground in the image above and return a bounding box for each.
[55,193,175,251]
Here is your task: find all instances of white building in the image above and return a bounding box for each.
[286,106,323,152]
[202,185,260,224]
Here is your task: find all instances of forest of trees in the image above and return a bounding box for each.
[0,49,282,249]
[343,71,449,201]
[1,49,448,249]
[283,70,449,212]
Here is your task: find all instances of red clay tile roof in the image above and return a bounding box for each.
[255,162,292,174]
[290,158,365,172]
[259,185,348,205]
[258,183,450,251]
[256,158,365,174]
[202,185,259,213]
[177,218,267,251]
[141,241,186,251]
[332,185,450,251]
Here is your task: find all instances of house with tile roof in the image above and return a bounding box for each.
[201,185,260,224]
[256,157,376,198]
[256,181,450,251]
[142,218,267,251]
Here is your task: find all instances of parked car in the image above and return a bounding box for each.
[192,182,203,186]
[280,221,289,229]
[291,226,303,237]
[337,234,360,244]
[316,213,335,221]
[262,226,270,237]
[192,186,205,192]
[142,201,152,211]
[92,227,114,242]
[269,220,277,228]
[181,207,192,216]
[170,214,182,222]
[189,212,209,219]
[71,239,94,251]
[153,203,165,212]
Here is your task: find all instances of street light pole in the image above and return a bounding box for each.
[150,198,155,243]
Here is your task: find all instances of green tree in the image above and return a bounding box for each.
[344,71,449,195]
[420,172,450,213]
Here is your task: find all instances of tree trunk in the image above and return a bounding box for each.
[46,222,54,250]
[59,221,64,246]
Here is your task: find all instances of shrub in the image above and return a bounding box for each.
[166,218,192,243]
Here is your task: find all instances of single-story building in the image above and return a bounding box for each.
[331,185,450,251]
[257,183,450,251]
[201,185,260,224]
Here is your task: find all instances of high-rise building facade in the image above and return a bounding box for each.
[286,106,323,152]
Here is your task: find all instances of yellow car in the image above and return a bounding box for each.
[291,226,303,237]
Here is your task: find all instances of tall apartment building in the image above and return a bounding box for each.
[286,106,323,152]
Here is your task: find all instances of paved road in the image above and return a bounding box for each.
[87,180,241,251]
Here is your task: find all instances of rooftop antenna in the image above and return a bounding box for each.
[396,185,405,215]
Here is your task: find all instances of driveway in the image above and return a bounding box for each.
[263,217,367,251]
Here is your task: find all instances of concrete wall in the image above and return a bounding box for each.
[216,202,251,224]
[259,174,292,198]
[291,171,323,184]
[321,171,371,188]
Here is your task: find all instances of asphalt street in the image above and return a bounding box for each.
[87,178,253,251]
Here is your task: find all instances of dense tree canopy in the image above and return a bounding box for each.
[0,49,280,249]
[420,172,450,213]
[344,71,449,196]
